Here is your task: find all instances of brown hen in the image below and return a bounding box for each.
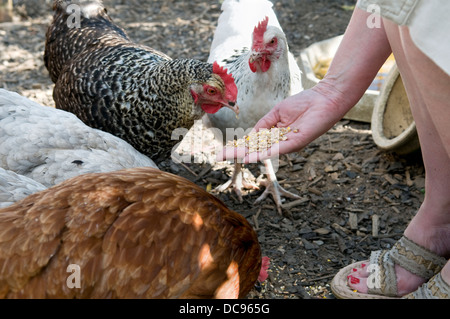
[0,167,266,299]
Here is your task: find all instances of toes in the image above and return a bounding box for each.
[232,185,244,203]
[241,180,260,190]
[348,275,369,294]
[254,187,271,205]
[352,263,371,277]
[277,187,302,199]
[214,180,232,192]
[347,263,371,293]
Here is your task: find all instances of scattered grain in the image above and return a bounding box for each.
[225,127,292,153]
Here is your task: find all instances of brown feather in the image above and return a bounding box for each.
[0,167,261,298]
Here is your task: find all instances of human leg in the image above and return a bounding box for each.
[345,20,450,297]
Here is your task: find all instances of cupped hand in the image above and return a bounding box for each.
[218,84,351,163]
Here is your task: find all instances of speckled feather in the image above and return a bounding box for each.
[0,89,157,188]
[44,0,131,83]
[46,1,228,163]
[0,167,262,299]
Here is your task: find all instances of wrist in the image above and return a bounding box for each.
[311,79,356,117]
[309,6,392,116]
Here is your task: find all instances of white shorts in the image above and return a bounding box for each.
[358,0,450,76]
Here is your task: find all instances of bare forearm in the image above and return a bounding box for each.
[315,6,392,114]
[225,6,394,162]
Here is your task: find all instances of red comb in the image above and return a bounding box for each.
[252,16,269,49]
[258,256,270,282]
[213,61,238,101]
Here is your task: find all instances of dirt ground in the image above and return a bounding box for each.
[0,0,426,299]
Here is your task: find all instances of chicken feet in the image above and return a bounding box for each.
[214,162,259,202]
[254,159,302,214]
[216,159,301,214]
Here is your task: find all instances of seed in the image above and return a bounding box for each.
[225,127,291,153]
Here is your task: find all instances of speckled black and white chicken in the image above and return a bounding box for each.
[206,0,303,213]
[0,89,157,188]
[44,0,239,164]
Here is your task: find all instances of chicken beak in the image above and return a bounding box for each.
[224,101,239,115]
[249,51,263,64]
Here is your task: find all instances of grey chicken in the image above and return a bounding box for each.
[0,168,46,209]
[0,89,157,188]
[44,0,239,163]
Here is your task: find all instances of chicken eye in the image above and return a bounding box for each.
[270,38,276,44]
[206,88,217,95]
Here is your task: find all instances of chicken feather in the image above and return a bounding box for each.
[0,168,46,208]
[0,167,263,299]
[45,0,239,163]
[207,0,302,137]
[0,89,158,190]
[206,0,303,212]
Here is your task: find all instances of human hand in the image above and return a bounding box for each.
[218,5,393,164]
[218,84,351,163]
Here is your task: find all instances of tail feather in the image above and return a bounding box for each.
[44,0,129,83]
[53,0,105,17]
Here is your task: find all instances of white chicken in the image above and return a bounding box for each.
[206,0,303,213]
[0,168,46,208]
[0,89,158,188]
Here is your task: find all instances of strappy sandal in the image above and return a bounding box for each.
[403,272,450,299]
[330,235,447,299]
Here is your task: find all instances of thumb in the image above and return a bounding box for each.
[253,108,279,131]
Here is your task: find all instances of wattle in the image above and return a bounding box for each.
[201,103,222,114]
[260,58,271,72]
[248,58,271,73]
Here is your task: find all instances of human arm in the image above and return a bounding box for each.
[220,6,392,163]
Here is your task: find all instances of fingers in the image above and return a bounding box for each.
[217,145,277,163]
[245,144,280,163]
[253,108,279,132]
[218,139,296,163]
[216,146,248,163]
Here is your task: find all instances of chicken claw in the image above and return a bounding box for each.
[214,163,259,202]
[254,159,302,214]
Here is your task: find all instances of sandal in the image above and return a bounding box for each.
[330,235,447,299]
[403,272,450,299]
